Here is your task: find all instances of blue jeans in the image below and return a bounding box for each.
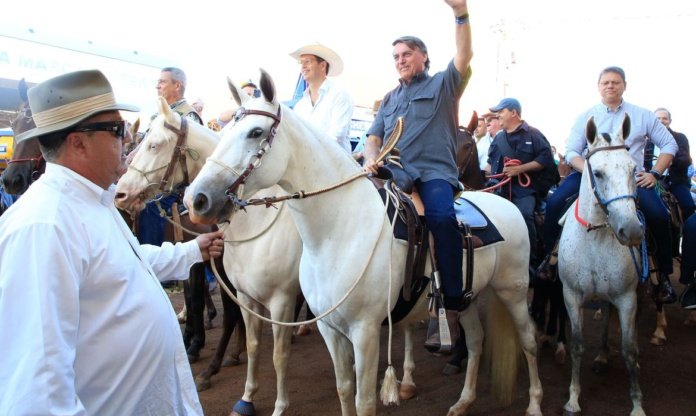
[416,179,463,305]
[137,194,179,246]
[680,214,696,284]
[542,171,673,274]
[669,183,695,220]
[512,194,537,264]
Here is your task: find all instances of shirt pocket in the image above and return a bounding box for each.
[381,100,398,132]
[410,92,435,119]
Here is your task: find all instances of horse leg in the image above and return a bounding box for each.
[563,290,585,416]
[195,274,243,391]
[352,325,381,416]
[399,324,417,400]
[182,279,193,349]
[498,288,543,416]
[268,299,297,415]
[530,281,550,344]
[447,305,482,416]
[186,263,207,363]
[223,320,246,367]
[552,279,568,364]
[650,302,667,345]
[615,293,646,416]
[204,278,217,330]
[317,322,358,416]
[232,294,265,416]
[592,301,611,373]
[443,323,468,375]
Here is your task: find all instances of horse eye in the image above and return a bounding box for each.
[247,128,264,139]
[594,171,604,179]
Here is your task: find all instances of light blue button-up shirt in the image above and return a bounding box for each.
[565,100,677,170]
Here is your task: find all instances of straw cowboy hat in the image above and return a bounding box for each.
[289,43,344,77]
[16,69,139,143]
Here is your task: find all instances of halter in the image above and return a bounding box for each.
[576,139,637,231]
[127,117,195,201]
[7,154,44,180]
[221,106,282,201]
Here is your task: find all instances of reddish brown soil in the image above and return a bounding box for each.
[169,281,696,416]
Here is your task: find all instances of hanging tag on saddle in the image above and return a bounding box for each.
[437,307,453,352]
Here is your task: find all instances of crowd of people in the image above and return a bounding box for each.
[1,0,694,413]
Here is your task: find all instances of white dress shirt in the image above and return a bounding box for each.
[476,133,493,170]
[0,163,203,416]
[293,78,354,153]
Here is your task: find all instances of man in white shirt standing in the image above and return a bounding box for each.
[0,69,223,416]
[290,43,354,153]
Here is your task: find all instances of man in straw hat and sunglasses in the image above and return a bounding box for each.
[290,42,354,153]
[364,0,472,353]
[0,69,223,415]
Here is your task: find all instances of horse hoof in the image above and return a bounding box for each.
[555,346,567,364]
[398,383,417,401]
[195,376,211,392]
[222,356,241,367]
[188,353,199,364]
[649,334,666,346]
[563,410,581,416]
[231,399,255,416]
[593,309,603,320]
[442,363,462,376]
[591,360,608,374]
[295,324,312,336]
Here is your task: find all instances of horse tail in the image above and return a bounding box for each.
[484,289,521,406]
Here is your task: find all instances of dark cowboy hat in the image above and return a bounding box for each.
[16,69,139,143]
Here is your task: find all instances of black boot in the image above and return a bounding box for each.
[680,283,696,310]
[652,272,677,304]
[424,309,460,354]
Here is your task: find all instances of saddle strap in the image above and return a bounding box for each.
[391,182,423,302]
[461,222,475,309]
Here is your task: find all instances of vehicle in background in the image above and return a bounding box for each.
[0,128,13,172]
[349,105,375,152]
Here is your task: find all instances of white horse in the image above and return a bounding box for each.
[557,115,646,416]
[114,97,303,416]
[184,70,543,416]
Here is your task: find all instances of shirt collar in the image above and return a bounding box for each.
[399,70,428,86]
[602,99,624,113]
[44,163,117,207]
[170,98,187,109]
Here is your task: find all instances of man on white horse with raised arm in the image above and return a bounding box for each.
[363,0,472,353]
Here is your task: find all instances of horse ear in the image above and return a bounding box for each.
[258,68,277,104]
[157,96,177,125]
[585,116,597,146]
[228,77,246,107]
[132,118,140,135]
[465,111,478,134]
[18,78,28,102]
[620,114,631,141]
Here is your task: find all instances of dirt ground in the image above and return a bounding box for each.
[169,279,696,416]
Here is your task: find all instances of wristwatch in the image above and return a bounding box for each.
[649,170,663,180]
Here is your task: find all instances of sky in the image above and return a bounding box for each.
[6,0,696,150]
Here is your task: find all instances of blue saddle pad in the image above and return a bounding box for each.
[454,197,487,229]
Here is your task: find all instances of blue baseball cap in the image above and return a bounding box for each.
[489,97,521,114]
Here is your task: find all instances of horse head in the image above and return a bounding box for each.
[115,97,218,214]
[583,114,643,245]
[185,69,292,224]
[1,79,43,195]
[456,111,484,190]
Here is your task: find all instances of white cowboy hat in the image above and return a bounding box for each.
[289,43,344,77]
[16,69,139,143]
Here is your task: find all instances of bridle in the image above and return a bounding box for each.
[127,117,195,201]
[8,106,44,181]
[220,106,281,200]
[576,138,637,231]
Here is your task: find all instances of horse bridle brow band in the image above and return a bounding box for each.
[224,106,282,197]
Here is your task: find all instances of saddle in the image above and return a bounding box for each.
[369,169,496,308]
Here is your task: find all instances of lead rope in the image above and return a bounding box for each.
[629,211,650,283]
[208,192,390,328]
[380,185,402,406]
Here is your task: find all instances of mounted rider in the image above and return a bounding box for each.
[539,66,678,303]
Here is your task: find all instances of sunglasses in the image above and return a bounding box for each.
[73,120,127,140]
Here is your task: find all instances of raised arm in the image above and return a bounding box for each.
[446,0,473,75]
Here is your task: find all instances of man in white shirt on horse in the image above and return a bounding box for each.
[290,43,354,153]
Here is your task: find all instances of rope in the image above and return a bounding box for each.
[208,194,391,327]
[480,157,531,199]
[629,211,650,284]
